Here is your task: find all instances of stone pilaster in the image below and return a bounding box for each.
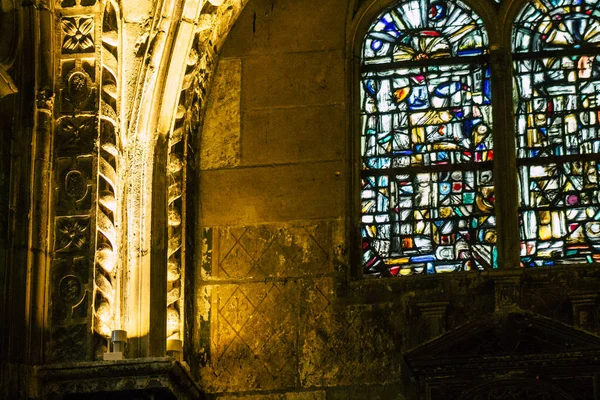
[494,274,521,311]
[569,291,599,332]
[417,302,449,338]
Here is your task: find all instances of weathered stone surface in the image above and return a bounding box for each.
[210,221,334,279]
[37,358,203,399]
[298,303,402,388]
[200,280,303,391]
[241,105,345,166]
[218,395,282,400]
[8,0,600,399]
[222,0,347,56]
[242,51,344,110]
[285,391,327,400]
[197,269,403,392]
[201,57,242,170]
[199,162,345,226]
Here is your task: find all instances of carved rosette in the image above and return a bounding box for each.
[93,0,121,352]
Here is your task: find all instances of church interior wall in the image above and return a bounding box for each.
[1,0,600,398]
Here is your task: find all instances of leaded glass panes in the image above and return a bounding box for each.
[363,0,488,65]
[361,0,496,277]
[519,161,600,265]
[513,0,600,266]
[513,0,600,54]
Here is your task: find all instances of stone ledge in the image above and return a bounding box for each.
[37,357,203,399]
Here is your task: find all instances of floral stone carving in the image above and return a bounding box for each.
[62,17,94,54]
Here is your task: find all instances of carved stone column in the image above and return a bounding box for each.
[48,0,121,362]
[165,23,217,353]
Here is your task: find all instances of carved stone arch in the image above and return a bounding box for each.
[159,0,254,358]
[457,378,574,400]
[122,0,251,358]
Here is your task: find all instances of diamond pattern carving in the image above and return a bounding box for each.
[257,240,297,277]
[298,280,401,387]
[200,220,379,392]
[219,287,256,332]
[239,225,276,259]
[219,244,256,279]
[208,281,302,391]
[213,222,332,279]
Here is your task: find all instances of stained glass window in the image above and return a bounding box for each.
[513,0,600,267]
[360,0,497,277]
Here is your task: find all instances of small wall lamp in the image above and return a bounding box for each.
[103,330,127,361]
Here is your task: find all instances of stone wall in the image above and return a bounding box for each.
[194,0,416,397]
[2,0,600,398]
[193,0,404,396]
[193,0,600,398]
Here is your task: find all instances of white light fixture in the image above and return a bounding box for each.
[104,330,127,361]
[209,0,224,6]
[167,339,183,362]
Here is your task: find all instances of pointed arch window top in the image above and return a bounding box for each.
[363,0,489,66]
[513,0,600,53]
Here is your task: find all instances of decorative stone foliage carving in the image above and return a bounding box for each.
[61,17,94,53]
[56,116,96,153]
[166,32,211,342]
[43,0,248,363]
[60,59,96,113]
[56,217,90,252]
[48,0,114,362]
[56,156,93,214]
